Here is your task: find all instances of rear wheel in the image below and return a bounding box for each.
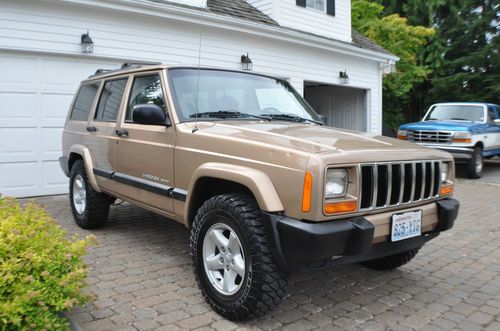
[69,160,110,229]
[190,193,287,321]
[361,248,420,271]
[466,146,483,179]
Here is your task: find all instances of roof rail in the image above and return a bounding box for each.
[88,62,162,78]
[121,62,161,69]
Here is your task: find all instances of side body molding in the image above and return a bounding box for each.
[185,163,285,222]
[69,145,101,192]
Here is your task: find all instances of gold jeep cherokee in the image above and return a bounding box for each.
[60,63,459,320]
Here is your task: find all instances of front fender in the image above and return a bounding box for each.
[185,162,284,222]
[68,145,101,193]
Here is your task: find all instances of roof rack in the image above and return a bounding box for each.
[89,62,162,78]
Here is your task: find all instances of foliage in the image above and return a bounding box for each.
[352,0,436,130]
[0,196,95,330]
[375,0,500,119]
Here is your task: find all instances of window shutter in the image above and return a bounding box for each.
[327,0,335,16]
[296,0,306,7]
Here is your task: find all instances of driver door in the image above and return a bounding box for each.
[112,71,175,213]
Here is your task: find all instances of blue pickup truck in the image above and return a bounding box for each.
[398,102,500,179]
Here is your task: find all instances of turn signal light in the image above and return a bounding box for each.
[452,138,472,143]
[302,171,313,212]
[398,135,408,140]
[324,201,357,214]
[439,185,454,196]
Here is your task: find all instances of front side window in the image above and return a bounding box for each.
[424,105,485,123]
[95,78,128,122]
[306,0,326,12]
[70,81,100,121]
[126,74,166,122]
[168,69,320,123]
[487,106,499,122]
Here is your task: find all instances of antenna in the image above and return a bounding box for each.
[192,1,205,133]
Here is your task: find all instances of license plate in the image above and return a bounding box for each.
[391,210,422,242]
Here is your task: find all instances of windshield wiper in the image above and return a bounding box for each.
[189,111,271,121]
[449,117,472,122]
[260,113,323,125]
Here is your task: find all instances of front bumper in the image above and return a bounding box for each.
[263,198,459,273]
[419,144,473,163]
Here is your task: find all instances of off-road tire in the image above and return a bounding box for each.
[361,248,420,271]
[466,146,483,179]
[69,159,110,229]
[190,193,287,321]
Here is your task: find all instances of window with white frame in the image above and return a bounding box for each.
[305,0,326,12]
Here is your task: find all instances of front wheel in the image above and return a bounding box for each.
[466,146,483,179]
[190,193,287,321]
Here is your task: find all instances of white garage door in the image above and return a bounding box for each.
[0,52,120,197]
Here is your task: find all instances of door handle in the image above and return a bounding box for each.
[115,129,129,137]
[86,126,97,132]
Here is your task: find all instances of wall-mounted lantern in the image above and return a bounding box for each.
[339,70,349,84]
[81,30,94,54]
[241,53,253,71]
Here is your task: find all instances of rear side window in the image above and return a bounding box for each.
[95,79,128,122]
[70,82,100,121]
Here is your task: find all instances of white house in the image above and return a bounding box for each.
[0,0,398,197]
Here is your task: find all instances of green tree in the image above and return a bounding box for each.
[376,0,500,110]
[352,0,436,130]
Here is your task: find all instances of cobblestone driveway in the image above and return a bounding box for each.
[31,180,500,331]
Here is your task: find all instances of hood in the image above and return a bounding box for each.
[400,120,483,131]
[183,121,430,154]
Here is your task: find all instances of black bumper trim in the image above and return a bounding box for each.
[263,198,459,273]
[59,156,69,177]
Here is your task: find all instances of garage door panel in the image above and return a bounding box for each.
[42,160,67,188]
[0,92,37,125]
[40,93,73,126]
[0,127,37,154]
[0,161,38,194]
[0,56,37,91]
[0,52,121,197]
[40,58,79,93]
[42,127,63,154]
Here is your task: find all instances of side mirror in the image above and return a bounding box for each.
[494,119,500,126]
[132,104,171,127]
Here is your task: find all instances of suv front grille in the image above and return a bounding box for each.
[407,130,452,144]
[359,161,441,210]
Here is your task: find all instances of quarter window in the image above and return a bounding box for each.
[70,82,100,121]
[126,75,166,122]
[95,79,128,122]
[306,0,326,12]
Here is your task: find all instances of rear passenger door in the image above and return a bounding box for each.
[112,72,175,213]
[87,76,129,192]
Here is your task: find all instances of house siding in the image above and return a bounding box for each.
[247,0,351,42]
[0,0,382,134]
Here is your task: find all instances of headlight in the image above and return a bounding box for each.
[440,162,449,183]
[397,129,408,140]
[325,169,348,199]
[453,131,472,143]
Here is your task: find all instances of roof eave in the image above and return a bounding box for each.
[54,0,400,63]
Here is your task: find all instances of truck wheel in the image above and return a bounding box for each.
[190,193,287,321]
[466,146,483,179]
[69,159,110,229]
[361,248,419,271]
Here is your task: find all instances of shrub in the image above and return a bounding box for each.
[0,196,95,330]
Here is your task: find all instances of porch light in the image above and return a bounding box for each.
[241,53,253,71]
[81,30,94,54]
[339,70,349,84]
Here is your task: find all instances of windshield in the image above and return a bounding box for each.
[424,105,485,123]
[168,68,321,123]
